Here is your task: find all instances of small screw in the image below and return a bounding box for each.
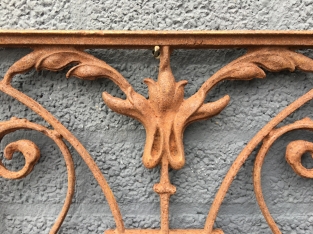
[152,46,160,59]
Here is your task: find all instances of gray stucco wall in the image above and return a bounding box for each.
[1,0,313,233]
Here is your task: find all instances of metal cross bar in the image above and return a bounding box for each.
[1,30,313,48]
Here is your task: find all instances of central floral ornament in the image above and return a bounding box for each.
[103,46,230,170]
[102,46,230,233]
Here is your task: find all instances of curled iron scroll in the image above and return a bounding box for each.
[254,118,313,233]
[204,48,313,233]
[0,47,127,233]
[0,118,75,234]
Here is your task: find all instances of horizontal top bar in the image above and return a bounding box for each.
[1,30,313,49]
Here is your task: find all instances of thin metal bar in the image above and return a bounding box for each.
[1,30,313,48]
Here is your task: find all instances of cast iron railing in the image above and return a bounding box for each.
[1,30,313,233]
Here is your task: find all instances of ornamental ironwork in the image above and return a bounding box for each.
[1,30,313,233]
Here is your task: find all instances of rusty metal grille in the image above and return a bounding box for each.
[1,30,313,234]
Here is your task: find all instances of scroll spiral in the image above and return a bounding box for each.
[0,117,75,234]
[203,48,313,233]
[0,138,40,180]
[254,118,313,233]
[286,140,313,178]
[0,47,126,233]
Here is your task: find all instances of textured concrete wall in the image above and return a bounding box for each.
[1,0,313,233]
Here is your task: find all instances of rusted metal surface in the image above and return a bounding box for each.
[2,30,313,48]
[0,48,125,234]
[0,118,75,233]
[253,117,313,234]
[1,31,313,233]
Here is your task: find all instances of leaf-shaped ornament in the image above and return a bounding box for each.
[36,51,83,71]
[288,52,313,72]
[251,53,295,72]
[66,64,105,80]
[221,63,266,80]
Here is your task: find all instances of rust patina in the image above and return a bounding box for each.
[0,31,313,234]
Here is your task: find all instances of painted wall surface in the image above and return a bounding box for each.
[1,0,313,233]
